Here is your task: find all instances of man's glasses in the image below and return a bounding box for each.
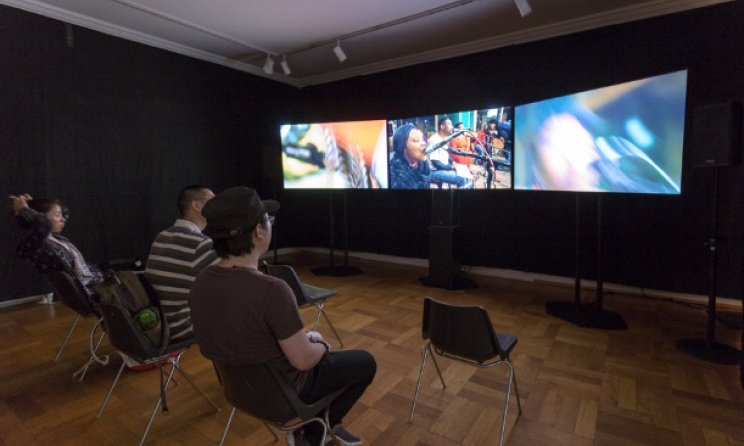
[267,215,276,225]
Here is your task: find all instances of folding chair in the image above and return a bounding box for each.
[96,298,219,446]
[213,361,346,446]
[264,262,343,347]
[46,271,107,381]
[409,297,522,446]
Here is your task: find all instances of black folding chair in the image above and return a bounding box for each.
[264,262,343,347]
[409,297,522,446]
[46,271,107,381]
[96,298,219,446]
[213,361,346,446]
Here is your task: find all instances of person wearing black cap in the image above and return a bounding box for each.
[189,186,376,446]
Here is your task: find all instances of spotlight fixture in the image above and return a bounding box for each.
[263,54,274,74]
[280,55,291,75]
[514,0,532,17]
[333,39,347,63]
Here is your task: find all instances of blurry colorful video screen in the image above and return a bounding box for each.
[280,120,388,189]
[514,69,688,194]
[387,107,513,190]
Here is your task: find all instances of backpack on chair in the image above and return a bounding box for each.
[94,270,166,347]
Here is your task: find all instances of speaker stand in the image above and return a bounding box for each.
[676,168,739,364]
[546,194,627,330]
[421,191,477,290]
[312,190,362,277]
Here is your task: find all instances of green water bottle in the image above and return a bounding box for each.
[138,308,158,330]
[137,308,161,345]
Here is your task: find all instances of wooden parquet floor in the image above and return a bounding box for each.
[1,254,743,445]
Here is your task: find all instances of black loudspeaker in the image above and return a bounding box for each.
[691,101,743,168]
[426,225,461,289]
[431,190,455,226]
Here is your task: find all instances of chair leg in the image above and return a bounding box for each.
[139,359,180,446]
[428,345,445,389]
[97,353,128,417]
[218,406,236,446]
[509,359,523,415]
[316,304,343,348]
[55,314,81,361]
[409,344,447,422]
[497,359,521,446]
[73,319,109,381]
[172,361,221,412]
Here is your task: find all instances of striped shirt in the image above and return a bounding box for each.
[145,219,218,343]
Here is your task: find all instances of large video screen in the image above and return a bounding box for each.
[280,120,388,189]
[387,107,513,190]
[514,69,688,194]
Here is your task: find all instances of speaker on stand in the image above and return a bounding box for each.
[690,101,742,168]
[420,190,477,290]
[676,100,743,365]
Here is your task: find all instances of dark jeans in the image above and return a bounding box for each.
[298,350,376,445]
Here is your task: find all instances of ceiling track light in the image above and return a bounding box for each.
[514,0,532,17]
[263,54,274,74]
[333,39,347,63]
[280,55,291,75]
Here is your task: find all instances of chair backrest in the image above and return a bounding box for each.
[98,302,158,363]
[213,361,307,424]
[264,263,310,307]
[424,297,506,363]
[46,271,98,317]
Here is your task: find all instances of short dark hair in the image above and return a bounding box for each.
[15,198,64,230]
[29,198,62,214]
[211,218,269,258]
[177,185,208,217]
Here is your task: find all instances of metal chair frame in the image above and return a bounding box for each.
[95,298,219,446]
[46,271,108,380]
[409,297,522,446]
[264,262,343,347]
[214,361,345,446]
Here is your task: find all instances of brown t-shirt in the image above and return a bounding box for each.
[188,265,307,391]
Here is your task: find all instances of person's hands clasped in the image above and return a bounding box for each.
[9,193,32,215]
[307,330,331,353]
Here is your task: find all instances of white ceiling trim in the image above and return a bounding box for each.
[297,0,734,87]
[1,0,734,89]
[1,0,278,80]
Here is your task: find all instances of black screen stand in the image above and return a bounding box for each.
[546,194,627,329]
[312,190,363,277]
[675,168,740,364]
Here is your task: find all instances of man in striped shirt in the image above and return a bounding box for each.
[145,185,219,343]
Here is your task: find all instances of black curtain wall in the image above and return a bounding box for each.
[2,2,744,303]
[0,6,297,301]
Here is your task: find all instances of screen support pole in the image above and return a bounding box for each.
[312,190,362,277]
[595,194,604,312]
[545,193,627,329]
[676,167,740,364]
[575,194,581,305]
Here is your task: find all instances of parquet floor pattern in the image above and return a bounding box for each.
[1,254,743,445]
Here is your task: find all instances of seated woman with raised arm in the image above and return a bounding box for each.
[9,193,104,297]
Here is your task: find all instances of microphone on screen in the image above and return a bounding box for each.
[424,130,466,155]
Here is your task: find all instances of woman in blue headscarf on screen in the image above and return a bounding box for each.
[389,123,431,189]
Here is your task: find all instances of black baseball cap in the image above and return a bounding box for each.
[202,186,279,239]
